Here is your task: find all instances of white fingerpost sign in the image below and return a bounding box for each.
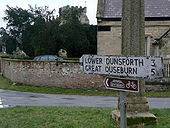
[80,54,164,79]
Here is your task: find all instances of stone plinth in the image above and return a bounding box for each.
[112,110,157,127]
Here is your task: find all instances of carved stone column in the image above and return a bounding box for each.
[112,0,157,126]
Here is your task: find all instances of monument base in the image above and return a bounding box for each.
[112,110,157,127]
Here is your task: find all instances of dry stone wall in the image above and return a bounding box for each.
[0,59,104,90]
[0,58,169,92]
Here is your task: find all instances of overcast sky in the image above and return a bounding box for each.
[0,0,98,28]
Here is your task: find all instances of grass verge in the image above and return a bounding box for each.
[0,106,169,128]
[0,106,114,128]
[0,76,170,97]
[0,76,118,96]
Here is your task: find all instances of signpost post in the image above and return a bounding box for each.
[104,77,139,128]
[120,91,126,128]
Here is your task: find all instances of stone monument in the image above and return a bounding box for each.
[12,47,27,57]
[112,0,157,126]
[58,49,67,58]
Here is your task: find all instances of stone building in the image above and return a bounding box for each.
[59,5,89,25]
[96,0,170,58]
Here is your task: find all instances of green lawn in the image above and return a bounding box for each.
[0,76,170,97]
[0,76,170,127]
[0,106,114,128]
[0,106,169,128]
[149,109,170,128]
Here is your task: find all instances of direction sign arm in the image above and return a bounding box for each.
[80,56,84,72]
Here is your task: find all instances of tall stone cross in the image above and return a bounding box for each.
[113,0,157,126]
[121,0,149,112]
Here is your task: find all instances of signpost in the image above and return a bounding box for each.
[80,54,164,127]
[80,54,164,79]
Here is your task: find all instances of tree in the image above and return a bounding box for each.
[59,6,96,57]
[3,5,59,57]
[2,5,97,58]
[3,5,35,56]
[0,27,16,54]
[29,17,61,56]
[28,5,55,22]
[60,23,90,57]
[84,25,97,54]
[3,5,34,39]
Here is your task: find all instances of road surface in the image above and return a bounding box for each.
[0,89,170,108]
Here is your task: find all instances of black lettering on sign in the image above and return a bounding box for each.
[85,65,102,72]
[105,57,144,67]
[85,57,103,64]
[151,68,156,76]
[150,59,156,76]
[151,59,156,67]
[104,66,137,75]
[138,59,144,67]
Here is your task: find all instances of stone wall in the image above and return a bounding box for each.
[145,78,170,92]
[0,58,169,92]
[0,58,104,90]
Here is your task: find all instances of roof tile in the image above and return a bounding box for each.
[102,0,170,18]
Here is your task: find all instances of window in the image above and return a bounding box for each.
[98,26,111,31]
[145,35,152,56]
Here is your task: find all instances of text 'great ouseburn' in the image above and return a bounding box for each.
[80,55,164,78]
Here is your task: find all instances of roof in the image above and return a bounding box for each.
[97,0,170,19]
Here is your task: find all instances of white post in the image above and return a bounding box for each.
[0,98,4,108]
[120,91,127,128]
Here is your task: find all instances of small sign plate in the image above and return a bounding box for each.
[104,77,139,92]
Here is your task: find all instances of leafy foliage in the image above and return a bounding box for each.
[0,27,16,54]
[60,23,89,57]
[0,5,97,57]
[4,5,34,39]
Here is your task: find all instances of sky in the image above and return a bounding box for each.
[0,0,98,28]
